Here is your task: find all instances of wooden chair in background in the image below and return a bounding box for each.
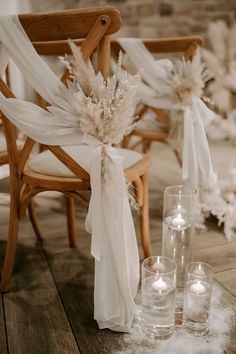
[112,36,203,164]
[0,7,152,292]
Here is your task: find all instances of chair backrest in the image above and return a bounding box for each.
[0,7,121,183]
[111,36,203,157]
[112,36,203,60]
[112,36,203,127]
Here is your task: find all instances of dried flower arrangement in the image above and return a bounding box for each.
[133,50,209,131]
[199,180,236,241]
[202,21,236,114]
[62,41,138,145]
[156,51,208,107]
[199,21,236,238]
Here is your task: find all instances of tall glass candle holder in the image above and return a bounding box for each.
[162,185,196,316]
[141,256,176,339]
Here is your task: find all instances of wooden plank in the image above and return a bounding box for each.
[58,288,124,354]
[215,268,236,297]
[0,295,8,354]
[0,215,80,354]
[194,225,228,250]
[193,241,236,273]
[40,212,125,354]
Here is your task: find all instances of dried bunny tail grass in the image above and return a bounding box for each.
[62,40,103,99]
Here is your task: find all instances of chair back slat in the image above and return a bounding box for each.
[19,7,121,41]
[46,146,90,182]
[111,36,203,57]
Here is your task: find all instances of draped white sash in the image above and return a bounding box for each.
[118,38,217,190]
[0,15,140,332]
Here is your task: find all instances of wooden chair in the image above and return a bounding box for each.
[0,7,151,292]
[111,36,203,160]
[0,66,45,241]
[0,67,12,165]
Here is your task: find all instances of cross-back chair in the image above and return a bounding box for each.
[111,36,203,162]
[0,7,151,292]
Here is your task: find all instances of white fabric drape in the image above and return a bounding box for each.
[0,15,140,332]
[118,38,217,190]
[0,0,32,100]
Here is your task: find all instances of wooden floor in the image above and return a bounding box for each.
[0,141,236,354]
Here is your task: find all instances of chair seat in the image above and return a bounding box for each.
[27,145,143,178]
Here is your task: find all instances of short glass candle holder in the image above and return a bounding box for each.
[162,185,196,316]
[182,262,213,336]
[141,256,176,339]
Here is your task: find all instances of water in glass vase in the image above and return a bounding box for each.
[162,215,194,313]
[141,276,176,338]
[183,280,211,336]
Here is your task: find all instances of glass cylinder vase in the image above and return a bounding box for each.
[162,185,196,317]
[183,262,213,336]
[141,256,176,339]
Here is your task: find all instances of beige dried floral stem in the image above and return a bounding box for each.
[157,50,208,107]
[61,41,139,145]
[202,20,236,114]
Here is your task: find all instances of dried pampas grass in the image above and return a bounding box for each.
[202,21,236,113]
[161,50,208,107]
[61,41,139,145]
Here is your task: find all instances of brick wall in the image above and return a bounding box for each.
[31,0,236,40]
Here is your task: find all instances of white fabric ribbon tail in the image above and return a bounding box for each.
[0,43,9,76]
[84,134,140,332]
[182,97,217,190]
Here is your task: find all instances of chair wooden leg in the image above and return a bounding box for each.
[66,197,77,248]
[122,135,131,148]
[142,140,151,153]
[0,199,19,292]
[28,200,44,242]
[140,173,152,258]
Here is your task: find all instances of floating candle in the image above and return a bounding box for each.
[152,278,168,291]
[172,214,185,227]
[190,281,206,295]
